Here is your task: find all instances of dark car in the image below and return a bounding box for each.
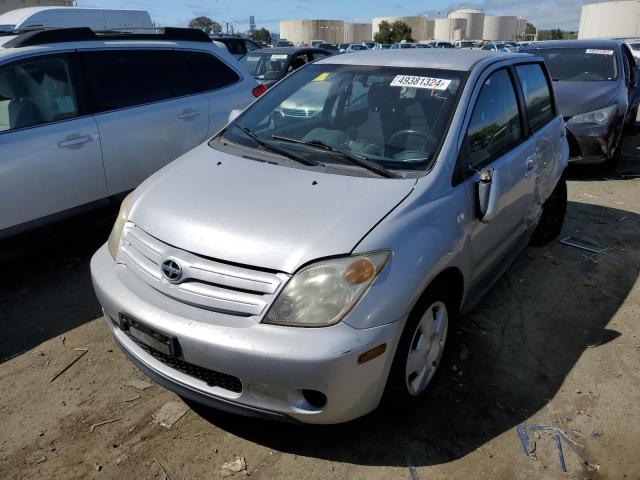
[524,40,640,168]
[240,47,333,87]
[210,35,263,60]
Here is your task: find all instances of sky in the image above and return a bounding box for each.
[78,0,594,32]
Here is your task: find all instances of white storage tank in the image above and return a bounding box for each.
[483,15,518,40]
[434,17,467,42]
[579,1,640,39]
[280,19,346,44]
[345,22,372,43]
[448,8,485,40]
[372,16,428,41]
[426,19,435,39]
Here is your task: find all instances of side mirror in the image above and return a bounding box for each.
[476,168,500,223]
[228,109,243,123]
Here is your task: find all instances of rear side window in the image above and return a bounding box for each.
[84,50,173,112]
[173,51,240,92]
[0,55,79,132]
[515,63,555,132]
[465,69,522,169]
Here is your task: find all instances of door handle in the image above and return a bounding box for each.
[177,109,201,120]
[57,134,93,148]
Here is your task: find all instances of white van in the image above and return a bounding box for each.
[0,7,153,33]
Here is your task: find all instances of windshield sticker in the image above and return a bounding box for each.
[270,54,288,60]
[313,72,330,82]
[390,75,452,90]
[586,49,614,56]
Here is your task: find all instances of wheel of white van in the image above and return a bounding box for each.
[530,177,567,246]
[384,283,457,406]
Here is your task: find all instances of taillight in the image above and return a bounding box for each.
[252,84,268,98]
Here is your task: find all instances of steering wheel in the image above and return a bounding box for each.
[388,129,431,148]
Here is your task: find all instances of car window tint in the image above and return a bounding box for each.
[85,51,172,112]
[174,51,240,92]
[0,55,78,132]
[226,40,245,56]
[245,40,261,52]
[466,69,522,169]
[515,64,554,132]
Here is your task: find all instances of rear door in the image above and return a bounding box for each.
[459,67,537,284]
[0,52,106,233]
[172,49,252,135]
[514,62,566,225]
[80,49,209,195]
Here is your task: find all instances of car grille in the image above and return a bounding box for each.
[129,335,242,393]
[281,107,314,118]
[119,225,288,317]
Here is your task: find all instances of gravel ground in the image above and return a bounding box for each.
[1,137,639,480]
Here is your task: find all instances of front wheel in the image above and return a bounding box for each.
[530,177,567,246]
[383,283,457,406]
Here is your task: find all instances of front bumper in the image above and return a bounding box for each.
[565,122,619,165]
[90,244,401,424]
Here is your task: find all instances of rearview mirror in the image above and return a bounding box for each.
[476,168,500,223]
[228,109,243,123]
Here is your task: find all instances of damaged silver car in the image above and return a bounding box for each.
[91,49,569,424]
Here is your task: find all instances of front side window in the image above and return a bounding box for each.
[515,63,554,132]
[84,50,172,112]
[241,52,288,80]
[0,55,78,132]
[465,69,522,170]
[245,40,261,53]
[533,47,619,81]
[216,64,464,173]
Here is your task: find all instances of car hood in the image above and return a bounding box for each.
[129,144,415,274]
[552,80,620,117]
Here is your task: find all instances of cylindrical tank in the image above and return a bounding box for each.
[434,18,467,42]
[345,22,372,43]
[483,15,518,40]
[448,8,485,40]
[579,0,640,39]
[426,19,435,39]
[279,19,346,45]
[372,16,428,41]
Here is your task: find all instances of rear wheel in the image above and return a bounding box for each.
[530,177,567,246]
[384,283,457,406]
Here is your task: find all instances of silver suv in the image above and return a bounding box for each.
[91,49,569,424]
[0,27,259,238]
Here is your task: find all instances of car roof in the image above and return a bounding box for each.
[525,39,623,50]
[251,47,326,55]
[316,48,528,71]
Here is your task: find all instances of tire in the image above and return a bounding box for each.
[530,177,567,246]
[383,282,458,408]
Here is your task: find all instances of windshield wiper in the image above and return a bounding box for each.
[231,123,319,167]
[271,135,399,179]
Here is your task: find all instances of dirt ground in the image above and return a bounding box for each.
[1,139,640,480]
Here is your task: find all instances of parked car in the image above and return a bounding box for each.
[0,6,152,32]
[92,48,568,424]
[454,40,478,49]
[523,39,640,168]
[431,41,454,49]
[0,27,259,238]
[626,40,640,63]
[209,35,263,60]
[363,42,377,49]
[346,43,368,52]
[241,47,333,87]
[372,43,391,50]
[316,42,339,52]
[391,42,416,49]
[481,41,510,52]
[338,42,350,53]
[275,40,294,47]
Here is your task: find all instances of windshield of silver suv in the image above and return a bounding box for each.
[213,64,464,173]
[533,47,619,81]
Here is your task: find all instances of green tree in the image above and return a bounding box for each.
[188,16,222,34]
[252,28,271,44]
[525,22,536,36]
[374,20,414,44]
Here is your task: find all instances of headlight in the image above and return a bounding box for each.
[568,105,616,125]
[107,193,133,260]
[263,251,391,327]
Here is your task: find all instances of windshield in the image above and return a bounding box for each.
[216,64,464,173]
[630,43,640,51]
[242,52,288,79]
[533,47,619,81]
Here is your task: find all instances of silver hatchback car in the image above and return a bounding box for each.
[91,49,569,424]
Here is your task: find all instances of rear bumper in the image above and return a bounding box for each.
[91,244,402,424]
[566,122,619,165]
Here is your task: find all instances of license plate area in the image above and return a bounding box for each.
[119,314,180,359]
